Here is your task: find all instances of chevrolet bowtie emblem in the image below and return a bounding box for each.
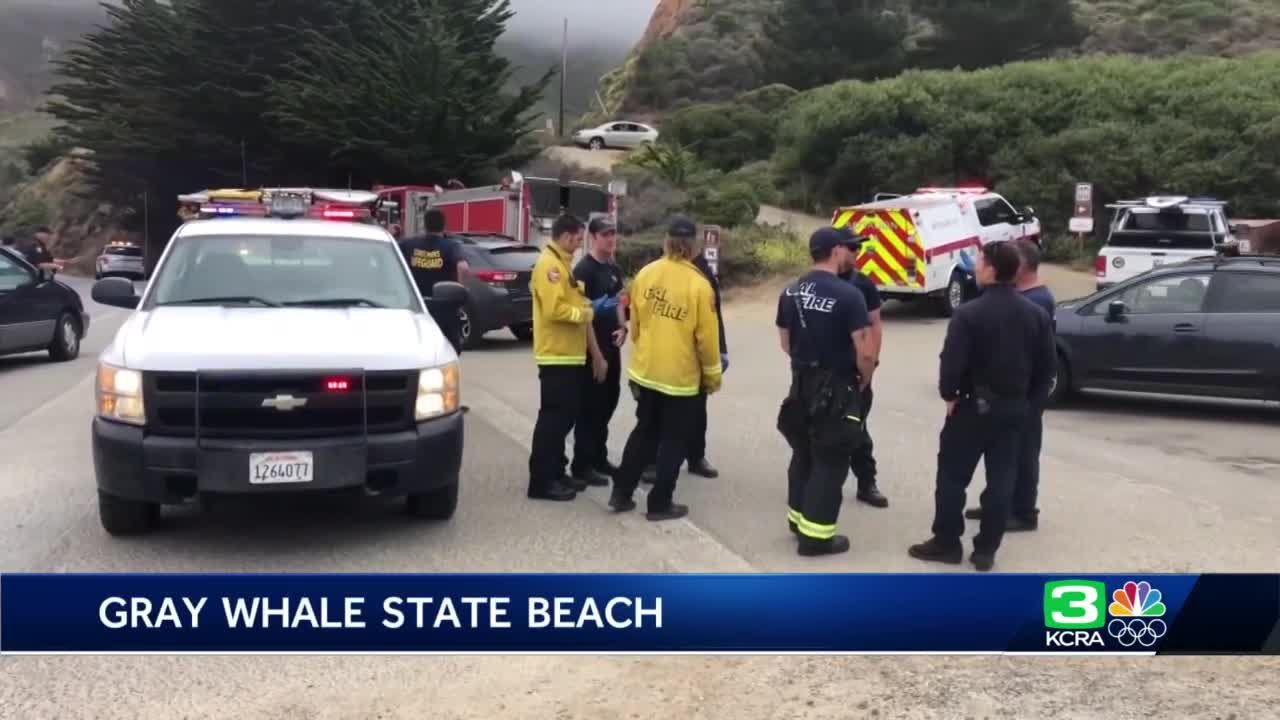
[262,394,308,411]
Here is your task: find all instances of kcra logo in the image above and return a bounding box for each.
[1043,580,1169,649]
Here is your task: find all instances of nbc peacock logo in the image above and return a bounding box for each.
[1106,581,1168,648]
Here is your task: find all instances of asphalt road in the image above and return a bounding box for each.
[2,272,1277,718]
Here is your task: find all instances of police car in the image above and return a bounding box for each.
[88,189,468,536]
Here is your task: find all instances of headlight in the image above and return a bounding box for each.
[416,362,460,421]
[97,363,145,425]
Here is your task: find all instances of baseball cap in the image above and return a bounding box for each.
[668,215,696,238]
[809,226,861,254]
[588,217,616,235]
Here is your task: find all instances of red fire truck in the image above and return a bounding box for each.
[418,172,617,246]
[372,185,443,239]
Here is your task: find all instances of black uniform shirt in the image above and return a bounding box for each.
[1022,285,1056,328]
[18,239,53,266]
[840,269,883,313]
[692,254,728,354]
[573,253,625,347]
[775,270,869,374]
[399,233,460,297]
[938,284,1056,403]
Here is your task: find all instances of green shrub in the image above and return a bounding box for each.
[774,54,1280,233]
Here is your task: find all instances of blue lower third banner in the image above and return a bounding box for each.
[1,574,1276,654]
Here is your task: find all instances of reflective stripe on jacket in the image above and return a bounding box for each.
[627,255,723,397]
[531,242,593,366]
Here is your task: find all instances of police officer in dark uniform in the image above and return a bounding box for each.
[399,208,469,354]
[836,229,888,509]
[966,238,1055,531]
[909,241,1055,572]
[776,228,876,557]
[570,217,627,486]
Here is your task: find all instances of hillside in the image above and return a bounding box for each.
[611,0,1280,114]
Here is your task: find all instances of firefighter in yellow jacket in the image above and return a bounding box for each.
[609,216,723,520]
[527,213,609,502]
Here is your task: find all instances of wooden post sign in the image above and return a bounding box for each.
[1069,183,1094,234]
[702,225,721,278]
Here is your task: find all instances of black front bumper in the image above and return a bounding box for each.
[92,413,464,504]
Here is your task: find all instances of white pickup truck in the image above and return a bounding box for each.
[1095,196,1239,290]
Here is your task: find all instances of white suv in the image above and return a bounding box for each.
[89,210,467,536]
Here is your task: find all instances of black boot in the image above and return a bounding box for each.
[608,492,636,513]
[856,484,889,509]
[970,550,996,572]
[527,482,577,502]
[907,537,963,565]
[797,535,851,557]
[687,458,719,479]
[572,467,611,488]
[646,503,689,522]
[562,473,589,492]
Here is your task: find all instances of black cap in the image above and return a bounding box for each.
[809,226,861,254]
[668,215,696,238]
[589,217,616,235]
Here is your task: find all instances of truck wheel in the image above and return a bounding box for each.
[589,137,605,150]
[510,323,533,342]
[98,491,159,536]
[1047,351,1073,405]
[938,273,967,317]
[406,482,459,520]
[48,312,81,362]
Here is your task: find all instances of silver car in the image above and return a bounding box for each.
[573,121,659,150]
[95,243,146,280]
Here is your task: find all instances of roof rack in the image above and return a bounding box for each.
[1107,196,1228,210]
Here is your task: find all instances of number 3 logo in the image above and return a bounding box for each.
[1043,580,1106,629]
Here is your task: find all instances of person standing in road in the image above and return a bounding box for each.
[399,209,469,354]
[776,228,875,557]
[639,248,728,485]
[609,216,723,521]
[965,238,1055,532]
[527,213,609,502]
[570,217,628,487]
[836,230,888,509]
[909,241,1055,572]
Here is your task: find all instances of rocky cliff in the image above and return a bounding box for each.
[635,0,695,53]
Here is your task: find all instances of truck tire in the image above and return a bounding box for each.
[937,273,967,317]
[406,482,459,520]
[98,491,159,536]
[48,312,81,362]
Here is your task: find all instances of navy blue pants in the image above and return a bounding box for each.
[931,399,1027,555]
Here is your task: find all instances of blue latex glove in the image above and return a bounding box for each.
[591,295,619,315]
[721,353,729,372]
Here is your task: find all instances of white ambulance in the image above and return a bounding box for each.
[832,186,1041,316]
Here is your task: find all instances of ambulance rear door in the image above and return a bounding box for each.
[834,204,928,297]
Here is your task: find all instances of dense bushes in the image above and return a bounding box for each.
[773,54,1280,232]
[615,224,806,286]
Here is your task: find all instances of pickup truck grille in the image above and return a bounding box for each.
[144,370,417,439]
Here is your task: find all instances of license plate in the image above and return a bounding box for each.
[249,451,314,485]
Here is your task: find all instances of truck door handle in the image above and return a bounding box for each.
[1173,323,1199,333]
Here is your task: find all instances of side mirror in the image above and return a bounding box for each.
[1106,300,1127,321]
[429,281,469,308]
[38,267,56,283]
[1024,206,1036,217]
[92,277,140,309]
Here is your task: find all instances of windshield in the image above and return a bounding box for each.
[145,234,419,310]
[1119,210,1213,232]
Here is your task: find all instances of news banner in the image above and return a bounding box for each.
[0,574,1275,655]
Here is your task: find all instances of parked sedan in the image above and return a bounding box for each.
[0,246,89,361]
[572,121,659,150]
[1050,254,1280,405]
[451,234,539,348]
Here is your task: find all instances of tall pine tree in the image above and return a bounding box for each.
[268,0,550,186]
[913,0,1086,70]
[761,0,911,91]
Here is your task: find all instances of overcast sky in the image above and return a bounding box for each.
[503,0,657,49]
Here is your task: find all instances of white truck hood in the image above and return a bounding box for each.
[105,307,454,372]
